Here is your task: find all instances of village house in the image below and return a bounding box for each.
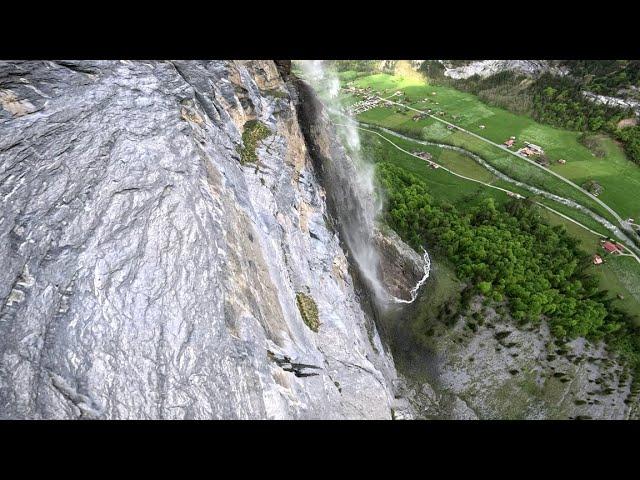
[602,241,623,255]
[593,254,604,265]
[413,151,433,160]
[558,159,567,164]
[503,139,515,148]
[517,147,534,157]
[524,142,544,155]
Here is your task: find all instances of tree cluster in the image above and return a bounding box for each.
[376,162,640,372]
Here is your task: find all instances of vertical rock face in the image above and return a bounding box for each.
[0,60,399,419]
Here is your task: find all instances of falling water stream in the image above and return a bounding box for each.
[391,248,431,304]
[296,61,431,307]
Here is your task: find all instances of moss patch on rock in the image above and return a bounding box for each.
[239,120,270,164]
[296,292,320,332]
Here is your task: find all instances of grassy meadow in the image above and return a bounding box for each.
[343,71,640,223]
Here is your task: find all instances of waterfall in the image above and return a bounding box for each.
[295,61,430,306]
[392,248,431,304]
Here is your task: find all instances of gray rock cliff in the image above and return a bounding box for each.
[0,60,404,419]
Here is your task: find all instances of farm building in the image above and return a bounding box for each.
[524,142,544,155]
[517,147,534,157]
[413,151,433,160]
[593,254,603,265]
[602,241,622,254]
[558,159,567,164]
[479,125,486,129]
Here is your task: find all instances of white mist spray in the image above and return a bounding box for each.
[296,60,429,306]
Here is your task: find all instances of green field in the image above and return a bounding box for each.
[360,130,512,209]
[366,127,613,237]
[343,72,640,223]
[360,125,640,321]
[357,106,618,225]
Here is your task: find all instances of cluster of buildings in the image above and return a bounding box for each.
[516,142,545,157]
[412,150,440,169]
[413,151,433,161]
[592,240,624,265]
[347,95,383,115]
[505,137,568,166]
[342,85,370,96]
[342,85,383,115]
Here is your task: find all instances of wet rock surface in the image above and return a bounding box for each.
[374,227,425,302]
[0,60,403,419]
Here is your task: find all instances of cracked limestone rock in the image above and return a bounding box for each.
[0,60,401,419]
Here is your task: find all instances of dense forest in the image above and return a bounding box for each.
[418,61,640,165]
[560,60,640,97]
[376,162,640,375]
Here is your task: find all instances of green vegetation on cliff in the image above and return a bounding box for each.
[239,120,270,164]
[296,292,320,332]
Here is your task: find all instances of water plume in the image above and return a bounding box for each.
[295,60,430,307]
